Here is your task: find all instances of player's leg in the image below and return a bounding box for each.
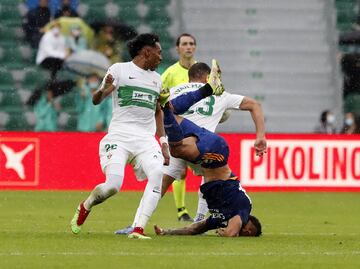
[161,156,192,221]
[70,139,128,234]
[173,171,193,222]
[128,144,164,239]
[115,156,187,235]
[70,163,125,234]
[194,176,209,222]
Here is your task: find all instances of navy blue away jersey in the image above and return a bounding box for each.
[200,179,252,230]
[179,118,229,168]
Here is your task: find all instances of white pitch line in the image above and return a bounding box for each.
[1,230,359,237]
[0,251,359,257]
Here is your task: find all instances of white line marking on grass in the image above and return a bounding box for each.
[265,232,360,236]
[0,251,359,257]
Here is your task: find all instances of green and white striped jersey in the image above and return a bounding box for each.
[103,61,162,138]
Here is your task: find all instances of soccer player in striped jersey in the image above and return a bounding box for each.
[70,33,171,239]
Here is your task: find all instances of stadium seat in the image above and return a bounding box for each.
[60,90,77,112]
[119,5,141,28]
[83,6,107,24]
[5,112,30,130]
[1,47,29,70]
[143,0,170,7]
[335,0,358,32]
[24,110,36,127]
[22,69,50,90]
[0,111,9,129]
[0,88,23,108]
[0,70,15,87]
[63,114,78,131]
[344,93,360,114]
[145,6,171,29]
[0,5,21,22]
[0,25,16,40]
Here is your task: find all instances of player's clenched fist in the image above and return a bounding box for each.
[104,74,114,87]
[254,138,267,157]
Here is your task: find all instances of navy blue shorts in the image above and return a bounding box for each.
[179,118,229,168]
[200,179,252,230]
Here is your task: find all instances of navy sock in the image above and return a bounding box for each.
[171,83,212,115]
[163,106,184,143]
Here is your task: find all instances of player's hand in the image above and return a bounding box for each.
[104,74,114,87]
[216,228,226,237]
[154,225,165,235]
[161,143,170,166]
[254,138,267,157]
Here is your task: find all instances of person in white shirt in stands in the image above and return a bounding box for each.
[36,22,67,80]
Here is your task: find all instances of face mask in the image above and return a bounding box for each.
[326,114,335,124]
[88,82,99,89]
[72,29,81,37]
[345,118,353,126]
[52,27,60,36]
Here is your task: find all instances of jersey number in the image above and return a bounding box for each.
[185,96,215,116]
[105,144,117,152]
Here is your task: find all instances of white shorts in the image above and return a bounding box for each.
[99,134,164,181]
[163,155,203,180]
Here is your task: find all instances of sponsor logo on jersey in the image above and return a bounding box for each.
[132,91,154,102]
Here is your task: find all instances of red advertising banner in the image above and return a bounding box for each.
[0,132,359,191]
[240,134,360,192]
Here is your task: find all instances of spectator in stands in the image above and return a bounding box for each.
[77,73,109,132]
[54,0,78,18]
[36,22,68,80]
[340,53,360,97]
[314,110,337,134]
[340,112,360,134]
[23,0,51,49]
[95,25,123,64]
[34,89,59,131]
[66,25,88,54]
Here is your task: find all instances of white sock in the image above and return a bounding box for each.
[84,164,124,210]
[195,177,208,220]
[131,197,144,227]
[136,168,162,228]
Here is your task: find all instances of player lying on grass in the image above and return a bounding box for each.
[115,60,266,235]
[155,62,266,236]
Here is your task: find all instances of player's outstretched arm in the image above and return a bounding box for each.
[239,97,267,156]
[92,74,115,105]
[154,220,209,236]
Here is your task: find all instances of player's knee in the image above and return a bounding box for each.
[105,173,124,191]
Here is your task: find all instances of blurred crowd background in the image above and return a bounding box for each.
[0,0,359,134]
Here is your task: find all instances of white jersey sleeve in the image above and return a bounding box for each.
[101,63,122,89]
[222,92,244,110]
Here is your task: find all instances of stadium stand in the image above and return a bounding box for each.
[0,0,177,131]
[3,0,355,133]
[335,0,360,118]
[181,0,343,133]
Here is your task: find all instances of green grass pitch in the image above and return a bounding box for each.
[0,191,359,268]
